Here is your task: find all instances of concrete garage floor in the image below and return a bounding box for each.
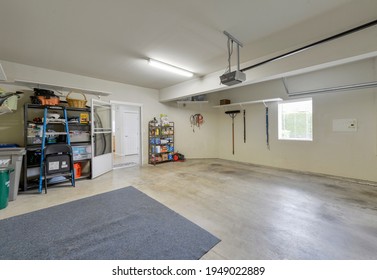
[1,159,377,259]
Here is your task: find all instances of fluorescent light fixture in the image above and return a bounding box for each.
[148,59,193,77]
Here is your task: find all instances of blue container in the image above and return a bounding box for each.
[0,144,19,148]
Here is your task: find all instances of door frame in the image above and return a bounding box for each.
[110,100,143,166]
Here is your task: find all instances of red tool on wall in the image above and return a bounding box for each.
[190,113,204,132]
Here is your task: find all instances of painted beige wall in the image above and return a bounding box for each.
[2,58,377,182]
[164,101,219,159]
[216,58,377,182]
[0,60,161,165]
[0,60,219,164]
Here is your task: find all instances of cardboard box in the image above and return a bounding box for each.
[80,113,89,124]
[220,99,230,105]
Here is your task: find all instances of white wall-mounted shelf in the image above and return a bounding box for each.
[13,79,111,97]
[176,101,209,104]
[213,98,282,108]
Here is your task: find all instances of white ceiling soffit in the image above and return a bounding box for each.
[282,58,377,97]
[0,0,377,90]
[159,24,377,102]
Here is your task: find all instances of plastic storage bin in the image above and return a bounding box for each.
[72,145,92,160]
[0,147,26,201]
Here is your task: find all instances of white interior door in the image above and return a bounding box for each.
[91,99,113,178]
[122,111,140,156]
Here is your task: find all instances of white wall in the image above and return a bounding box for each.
[2,58,377,182]
[0,60,219,164]
[164,100,219,159]
[0,60,160,164]
[108,94,219,160]
[215,58,377,182]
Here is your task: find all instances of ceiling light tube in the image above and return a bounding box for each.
[148,59,193,77]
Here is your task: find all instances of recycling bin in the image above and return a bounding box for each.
[0,167,13,209]
[0,147,26,201]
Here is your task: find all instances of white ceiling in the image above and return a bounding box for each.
[0,0,376,90]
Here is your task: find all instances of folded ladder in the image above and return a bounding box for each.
[38,106,75,193]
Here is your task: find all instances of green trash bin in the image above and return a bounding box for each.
[0,147,25,201]
[0,167,14,209]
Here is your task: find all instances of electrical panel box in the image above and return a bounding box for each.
[332,119,357,132]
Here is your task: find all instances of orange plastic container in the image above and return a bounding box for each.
[73,162,81,178]
[37,96,60,105]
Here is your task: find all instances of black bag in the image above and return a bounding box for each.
[33,88,56,97]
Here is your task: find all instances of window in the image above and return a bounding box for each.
[278,98,312,141]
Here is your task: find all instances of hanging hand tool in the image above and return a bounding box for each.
[265,105,270,150]
[243,109,246,143]
[225,110,240,154]
[190,113,204,132]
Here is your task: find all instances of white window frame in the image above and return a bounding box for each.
[278,98,313,141]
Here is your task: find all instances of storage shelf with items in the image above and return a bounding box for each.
[23,103,92,190]
[148,119,174,165]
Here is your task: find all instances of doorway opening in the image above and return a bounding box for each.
[92,99,113,178]
[111,101,142,169]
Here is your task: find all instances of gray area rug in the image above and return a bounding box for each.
[0,186,220,260]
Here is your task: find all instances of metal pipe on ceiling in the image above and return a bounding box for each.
[285,80,377,97]
[241,19,377,73]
